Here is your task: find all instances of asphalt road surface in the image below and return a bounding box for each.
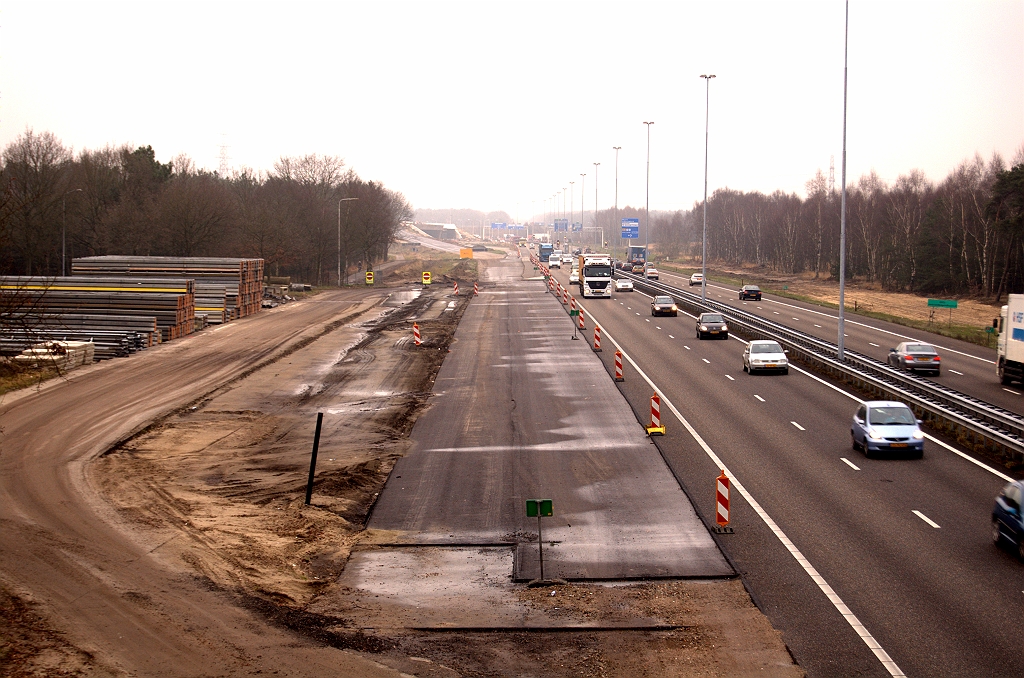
[653,267,1016,414]
[369,256,732,581]
[547,258,1024,678]
[0,290,402,677]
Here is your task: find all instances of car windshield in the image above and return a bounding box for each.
[744,286,760,291]
[868,406,916,425]
[654,296,673,304]
[905,344,934,354]
[751,343,783,353]
[584,265,612,277]
[702,314,724,323]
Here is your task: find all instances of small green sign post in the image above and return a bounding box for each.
[526,499,553,582]
[569,309,579,340]
[928,299,958,327]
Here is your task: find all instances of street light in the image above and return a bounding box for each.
[839,1,849,359]
[643,122,653,268]
[593,162,600,248]
[579,174,586,246]
[62,188,82,277]
[613,146,621,250]
[700,74,715,302]
[338,197,358,286]
[569,181,575,227]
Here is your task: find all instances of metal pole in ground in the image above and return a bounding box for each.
[304,412,324,505]
[538,513,544,582]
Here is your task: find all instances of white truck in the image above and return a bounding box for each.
[577,254,613,298]
[997,294,1024,385]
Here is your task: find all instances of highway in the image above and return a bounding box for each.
[544,254,1024,677]
[652,266,1017,414]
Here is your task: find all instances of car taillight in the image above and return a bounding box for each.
[934,356,940,361]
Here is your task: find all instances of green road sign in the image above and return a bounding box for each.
[569,309,579,317]
[927,298,958,308]
[986,326,996,333]
[526,499,553,517]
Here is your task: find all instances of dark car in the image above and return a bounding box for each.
[850,401,924,458]
[739,285,761,301]
[696,313,728,339]
[887,342,941,376]
[993,480,1024,560]
[651,295,678,316]
[471,244,488,252]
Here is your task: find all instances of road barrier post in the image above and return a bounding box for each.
[304,412,324,505]
[614,350,624,381]
[646,392,666,435]
[474,282,479,296]
[593,325,602,352]
[413,322,422,346]
[578,305,586,330]
[715,470,734,534]
[453,281,459,296]
[562,287,569,305]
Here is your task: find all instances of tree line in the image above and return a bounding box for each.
[588,148,1023,299]
[0,129,412,284]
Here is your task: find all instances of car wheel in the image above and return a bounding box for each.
[992,520,1003,545]
[782,367,789,375]
[721,333,728,340]
[743,363,748,373]
[999,361,1012,385]
[913,448,924,460]
[851,432,859,451]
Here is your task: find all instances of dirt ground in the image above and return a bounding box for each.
[1,255,801,677]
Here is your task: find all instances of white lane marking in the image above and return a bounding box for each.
[754,395,765,402]
[1004,388,1020,395]
[593,323,905,678]
[814,324,822,328]
[757,306,764,309]
[792,317,800,321]
[656,326,662,330]
[869,342,880,347]
[726,374,735,381]
[702,358,711,364]
[684,345,691,350]
[636,313,641,316]
[913,510,941,528]
[841,458,861,471]
[949,369,963,375]
[791,421,805,431]
[668,335,675,339]
[773,311,780,315]
[788,362,1014,482]
[645,319,651,323]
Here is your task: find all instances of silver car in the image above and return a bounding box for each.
[743,340,789,374]
[851,401,925,459]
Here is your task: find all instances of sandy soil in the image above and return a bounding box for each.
[2,256,801,677]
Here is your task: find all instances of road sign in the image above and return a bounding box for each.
[555,219,569,232]
[621,218,639,239]
[526,499,552,517]
[569,309,579,317]
[927,298,958,308]
[422,271,432,285]
[365,271,374,285]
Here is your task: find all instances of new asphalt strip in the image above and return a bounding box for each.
[366,256,732,581]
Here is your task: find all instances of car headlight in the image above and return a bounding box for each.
[671,305,677,311]
[867,428,884,441]
[700,325,708,331]
[722,325,728,332]
[913,430,924,440]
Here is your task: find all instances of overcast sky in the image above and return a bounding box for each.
[2,1,1021,221]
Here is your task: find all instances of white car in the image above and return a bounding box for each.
[548,258,561,268]
[645,266,659,280]
[743,340,789,375]
[614,279,634,292]
[689,273,704,286]
[568,270,579,283]
[562,255,574,265]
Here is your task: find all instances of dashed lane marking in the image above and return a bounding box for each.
[1004,388,1020,395]
[869,343,880,347]
[841,458,861,471]
[726,375,735,381]
[754,395,765,402]
[949,369,963,375]
[791,421,805,431]
[668,335,675,339]
[702,358,710,364]
[913,511,941,528]
[814,324,822,328]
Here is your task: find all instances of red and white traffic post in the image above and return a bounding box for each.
[614,350,624,381]
[578,306,585,330]
[413,322,422,346]
[474,281,479,296]
[593,325,602,352]
[646,392,666,435]
[715,470,733,533]
[453,281,459,296]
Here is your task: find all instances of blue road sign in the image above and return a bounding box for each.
[621,218,639,239]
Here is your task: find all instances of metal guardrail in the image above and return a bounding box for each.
[619,271,1024,460]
